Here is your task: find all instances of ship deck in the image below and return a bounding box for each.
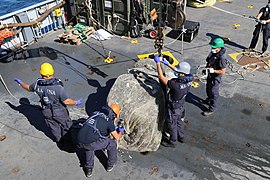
[0,0,270,179]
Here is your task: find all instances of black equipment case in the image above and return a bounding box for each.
[166,20,200,42]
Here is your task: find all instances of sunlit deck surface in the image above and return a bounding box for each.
[0,0,270,179]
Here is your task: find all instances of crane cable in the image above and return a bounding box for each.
[155,0,165,56]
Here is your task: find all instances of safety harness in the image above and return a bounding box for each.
[206,48,227,78]
[81,112,109,139]
[33,78,64,108]
[168,75,193,110]
[262,7,270,20]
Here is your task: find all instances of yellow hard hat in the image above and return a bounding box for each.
[40,62,54,77]
[110,104,121,117]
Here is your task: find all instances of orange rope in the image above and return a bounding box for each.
[0,29,15,45]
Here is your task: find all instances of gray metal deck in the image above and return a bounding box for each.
[0,0,270,179]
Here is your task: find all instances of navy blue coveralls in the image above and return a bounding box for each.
[167,75,193,145]
[29,78,72,142]
[249,6,270,52]
[206,48,227,112]
[76,107,117,170]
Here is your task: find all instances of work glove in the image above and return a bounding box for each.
[162,59,170,66]
[261,20,267,24]
[76,98,83,106]
[14,78,22,85]
[115,126,125,134]
[208,68,215,74]
[202,68,214,75]
[153,55,161,64]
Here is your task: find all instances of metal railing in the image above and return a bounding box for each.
[0,0,65,50]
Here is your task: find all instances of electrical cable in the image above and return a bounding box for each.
[192,0,259,22]
[0,74,41,107]
[0,74,19,101]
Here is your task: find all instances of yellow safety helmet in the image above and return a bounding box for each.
[40,62,54,77]
[110,104,121,117]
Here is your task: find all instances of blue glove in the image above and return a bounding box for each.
[14,78,22,85]
[115,126,125,134]
[153,55,160,63]
[76,98,83,106]
[162,59,170,66]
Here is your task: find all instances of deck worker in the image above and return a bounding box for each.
[201,38,227,116]
[75,104,124,177]
[14,62,83,143]
[154,55,193,148]
[249,0,270,54]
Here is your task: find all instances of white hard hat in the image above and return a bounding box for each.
[175,62,191,74]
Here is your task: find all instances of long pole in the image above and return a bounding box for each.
[181,0,187,54]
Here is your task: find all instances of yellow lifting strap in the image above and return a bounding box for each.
[137,51,179,67]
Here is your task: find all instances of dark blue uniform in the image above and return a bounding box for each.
[206,48,227,112]
[29,78,72,142]
[167,75,193,145]
[76,107,117,171]
[249,6,270,52]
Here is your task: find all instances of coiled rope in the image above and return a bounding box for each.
[195,60,260,85]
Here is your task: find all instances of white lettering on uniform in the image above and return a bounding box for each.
[36,88,56,96]
[47,89,56,95]
[87,119,95,125]
[179,82,192,89]
[36,87,43,93]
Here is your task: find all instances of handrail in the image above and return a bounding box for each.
[0,1,66,30]
[0,0,55,19]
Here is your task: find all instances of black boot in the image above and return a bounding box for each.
[83,167,93,178]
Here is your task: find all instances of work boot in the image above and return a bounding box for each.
[84,167,93,178]
[178,137,185,143]
[106,165,114,172]
[162,131,170,139]
[261,51,269,57]
[161,141,176,148]
[202,110,214,116]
